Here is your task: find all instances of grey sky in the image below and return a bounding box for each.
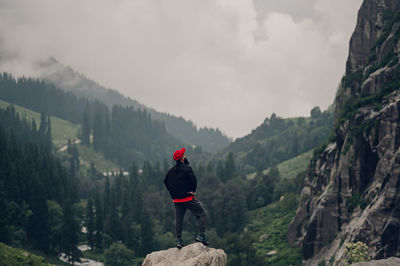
[0,0,362,138]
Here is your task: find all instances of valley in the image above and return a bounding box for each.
[1,0,400,265]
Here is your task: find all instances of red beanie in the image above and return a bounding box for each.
[173,148,186,161]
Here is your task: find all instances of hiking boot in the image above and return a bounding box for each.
[195,233,209,246]
[176,238,184,249]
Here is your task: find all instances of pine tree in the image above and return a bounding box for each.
[61,200,81,263]
[46,115,52,151]
[0,191,11,244]
[89,162,97,181]
[92,112,103,151]
[269,166,281,179]
[105,189,121,240]
[86,197,95,250]
[70,143,80,170]
[292,135,299,154]
[115,171,123,206]
[120,179,135,245]
[27,178,50,253]
[206,161,214,173]
[39,112,47,134]
[140,207,154,256]
[82,103,91,146]
[68,158,79,200]
[104,176,111,215]
[216,160,225,181]
[67,139,72,153]
[94,193,104,251]
[129,163,143,223]
[129,162,139,188]
[39,112,52,151]
[224,152,236,180]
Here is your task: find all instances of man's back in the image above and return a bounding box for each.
[164,163,197,199]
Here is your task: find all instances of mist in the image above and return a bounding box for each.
[0,0,362,138]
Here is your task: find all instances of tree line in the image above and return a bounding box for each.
[82,150,305,265]
[0,103,306,265]
[0,73,182,167]
[224,107,333,173]
[81,103,182,168]
[0,106,81,263]
[0,72,230,154]
[0,72,322,265]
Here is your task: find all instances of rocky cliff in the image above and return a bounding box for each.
[353,257,400,266]
[288,0,400,265]
[142,243,227,266]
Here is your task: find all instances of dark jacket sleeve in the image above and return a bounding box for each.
[163,174,170,192]
[186,167,197,192]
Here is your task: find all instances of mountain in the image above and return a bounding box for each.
[218,107,334,174]
[288,1,400,265]
[36,58,231,152]
[0,98,121,173]
[0,73,184,167]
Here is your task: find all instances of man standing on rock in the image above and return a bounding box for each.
[163,148,209,249]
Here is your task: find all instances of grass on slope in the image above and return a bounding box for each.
[56,143,121,173]
[0,99,121,172]
[0,242,55,266]
[247,149,313,180]
[0,99,79,148]
[247,193,302,266]
[77,143,121,173]
[274,149,312,179]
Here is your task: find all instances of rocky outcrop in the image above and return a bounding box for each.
[353,257,400,265]
[346,0,400,75]
[288,0,400,265]
[142,243,227,266]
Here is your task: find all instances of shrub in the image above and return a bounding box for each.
[346,194,361,213]
[344,241,371,265]
[104,243,135,266]
[330,255,336,265]
[346,193,370,214]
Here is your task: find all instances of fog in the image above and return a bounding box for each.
[0,0,362,138]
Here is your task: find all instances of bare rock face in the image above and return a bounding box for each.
[346,0,400,75]
[352,257,400,265]
[336,0,400,113]
[142,243,227,266]
[288,0,400,265]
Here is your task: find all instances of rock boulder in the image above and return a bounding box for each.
[142,243,227,266]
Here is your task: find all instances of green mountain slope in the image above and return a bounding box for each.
[37,58,231,151]
[0,242,54,266]
[274,149,312,179]
[0,74,184,167]
[248,194,302,266]
[0,99,120,172]
[220,107,333,174]
[0,98,79,148]
[247,149,313,180]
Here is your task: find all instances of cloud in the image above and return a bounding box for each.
[0,0,362,138]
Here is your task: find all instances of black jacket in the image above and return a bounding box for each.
[163,162,197,199]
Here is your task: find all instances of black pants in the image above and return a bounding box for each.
[174,198,206,238]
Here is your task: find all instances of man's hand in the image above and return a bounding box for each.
[188,191,196,195]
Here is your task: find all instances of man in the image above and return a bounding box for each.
[163,148,209,248]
